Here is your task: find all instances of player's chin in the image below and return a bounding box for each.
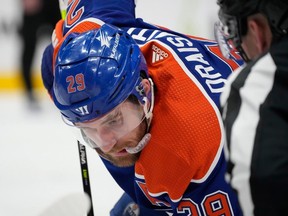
[96,148,140,167]
[110,153,140,167]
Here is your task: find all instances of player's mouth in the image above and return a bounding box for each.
[112,149,129,157]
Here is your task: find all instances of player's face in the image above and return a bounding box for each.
[95,120,147,167]
[75,99,148,167]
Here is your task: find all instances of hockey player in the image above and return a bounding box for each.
[215,0,288,215]
[41,0,243,215]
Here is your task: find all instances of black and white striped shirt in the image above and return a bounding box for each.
[221,37,288,216]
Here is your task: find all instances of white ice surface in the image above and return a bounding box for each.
[0,92,123,216]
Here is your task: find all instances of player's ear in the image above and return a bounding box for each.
[141,79,151,96]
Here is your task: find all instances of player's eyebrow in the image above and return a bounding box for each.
[100,108,121,125]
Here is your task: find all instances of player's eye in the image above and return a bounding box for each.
[107,111,123,126]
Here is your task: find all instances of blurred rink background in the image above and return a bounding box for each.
[0,0,218,215]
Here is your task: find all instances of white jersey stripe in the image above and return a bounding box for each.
[230,53,276,215]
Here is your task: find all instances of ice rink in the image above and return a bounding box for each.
[0,91,123,216]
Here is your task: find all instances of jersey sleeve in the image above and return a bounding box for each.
[62,0,136,35]
[41,43,55,97]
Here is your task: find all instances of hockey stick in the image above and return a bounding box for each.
[78,141,95,216]
[58,0,68,19]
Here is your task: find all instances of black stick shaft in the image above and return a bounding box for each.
[77,141,94,216]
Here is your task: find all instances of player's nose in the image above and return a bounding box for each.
[97,128,118,152]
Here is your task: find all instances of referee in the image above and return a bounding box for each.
[214,0,288,215]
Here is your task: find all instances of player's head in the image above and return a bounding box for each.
[52,24,154,165]
[215,0,288,61]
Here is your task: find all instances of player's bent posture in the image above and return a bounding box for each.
[41,0,243,215]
